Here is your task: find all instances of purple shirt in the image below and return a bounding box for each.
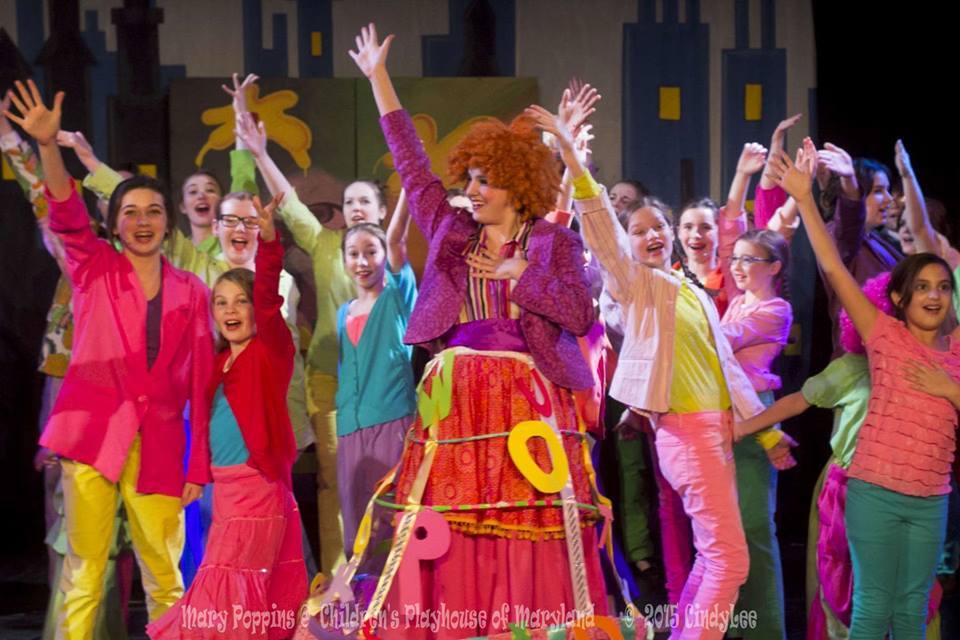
[379,109,594,390]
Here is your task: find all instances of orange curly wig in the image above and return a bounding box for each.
[447,115,560,221]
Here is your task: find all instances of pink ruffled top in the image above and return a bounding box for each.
[847,312,960,496]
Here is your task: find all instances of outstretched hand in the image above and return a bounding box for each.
[735,142,768,176]
[235,111,267,158]
[818,142,854,178]
[254,192,284,242]
[894,139,913,179]
[348,23,394,79]
[525,105,576,156]
[56,130,99,171]
[222,72,259,115]
[3,80,64,146]
[558,83,601,137]
[767,138,816,201]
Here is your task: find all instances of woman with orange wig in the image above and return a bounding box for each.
[338,23,610,639]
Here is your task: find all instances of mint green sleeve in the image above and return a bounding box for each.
[82,163,125,202]
[801,356,861,409]
[230,149,259,195]
[276,188,324,255]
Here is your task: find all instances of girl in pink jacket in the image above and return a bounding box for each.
[6,81,213,638]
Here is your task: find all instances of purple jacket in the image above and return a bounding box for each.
[380,110,594,390]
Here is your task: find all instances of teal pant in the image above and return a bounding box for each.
[846,478,947,640]
[732,431,786,639]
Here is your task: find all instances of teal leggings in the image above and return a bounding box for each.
[846,478,948,639]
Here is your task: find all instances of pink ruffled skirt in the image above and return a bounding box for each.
[148,464,307,639]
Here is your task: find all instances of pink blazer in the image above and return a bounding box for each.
[40,187,214,497]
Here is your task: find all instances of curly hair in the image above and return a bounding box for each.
[839,271,893,355]
[447,115,559,221]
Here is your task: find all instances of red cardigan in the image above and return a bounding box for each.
[207,236,297,488]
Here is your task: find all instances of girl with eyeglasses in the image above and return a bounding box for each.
[715,144,794,637]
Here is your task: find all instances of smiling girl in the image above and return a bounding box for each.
[4,80,214,638]
[528,99,796,639]
[148,193,307,640]
[341,24,607,637]
[334,222,417,569]
[720,226,792,639]
[772,138,960,639]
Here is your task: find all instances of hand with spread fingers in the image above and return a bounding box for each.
[253,192,284,242]
[235,110,268,159]
[223,72,260,115]
[3,79,64,146]
[348,22,395,80]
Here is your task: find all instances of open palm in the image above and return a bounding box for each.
[348,23,394,78]
[4,80,63,145]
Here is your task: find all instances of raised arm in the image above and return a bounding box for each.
[895,139,937,255]
[819,143,865,264]
[235,110,328,256]
[349,23,401,117]
[350,26,453,242]
[385,187,411,272]
[223,73,261,194]
[525,98,645,306]
[759,114,802,191]
[725,142,767,218]
[765,196,800,242]
[755,115,801,229]
[253,193,295,365]
[5,81,69,201]
[771,139,877,340]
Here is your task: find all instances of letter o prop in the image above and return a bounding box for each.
[507,420,570,494]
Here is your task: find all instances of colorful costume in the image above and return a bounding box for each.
[265,157,356,574]
[574,180,785,640]
[335,262,418,562]
[41,185,214,639]
[844,312,960,638]
[147,235,307,640]
[334,109,609,638]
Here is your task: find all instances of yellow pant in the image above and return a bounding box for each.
[58,436,184,640]
[306,370,344,576]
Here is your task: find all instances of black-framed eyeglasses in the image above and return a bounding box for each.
[730,255,775,265]
[218,215,259,229]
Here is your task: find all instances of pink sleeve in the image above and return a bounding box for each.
[718,206,748,304]
[721,297,793,352]
[46,184,107,292]
[753,184,788,230]
[185,283,214,486]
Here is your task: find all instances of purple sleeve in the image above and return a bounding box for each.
[753,184,787,230]
[512,229,594,337]
[379,110,456,243]
[832,196,867,265]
